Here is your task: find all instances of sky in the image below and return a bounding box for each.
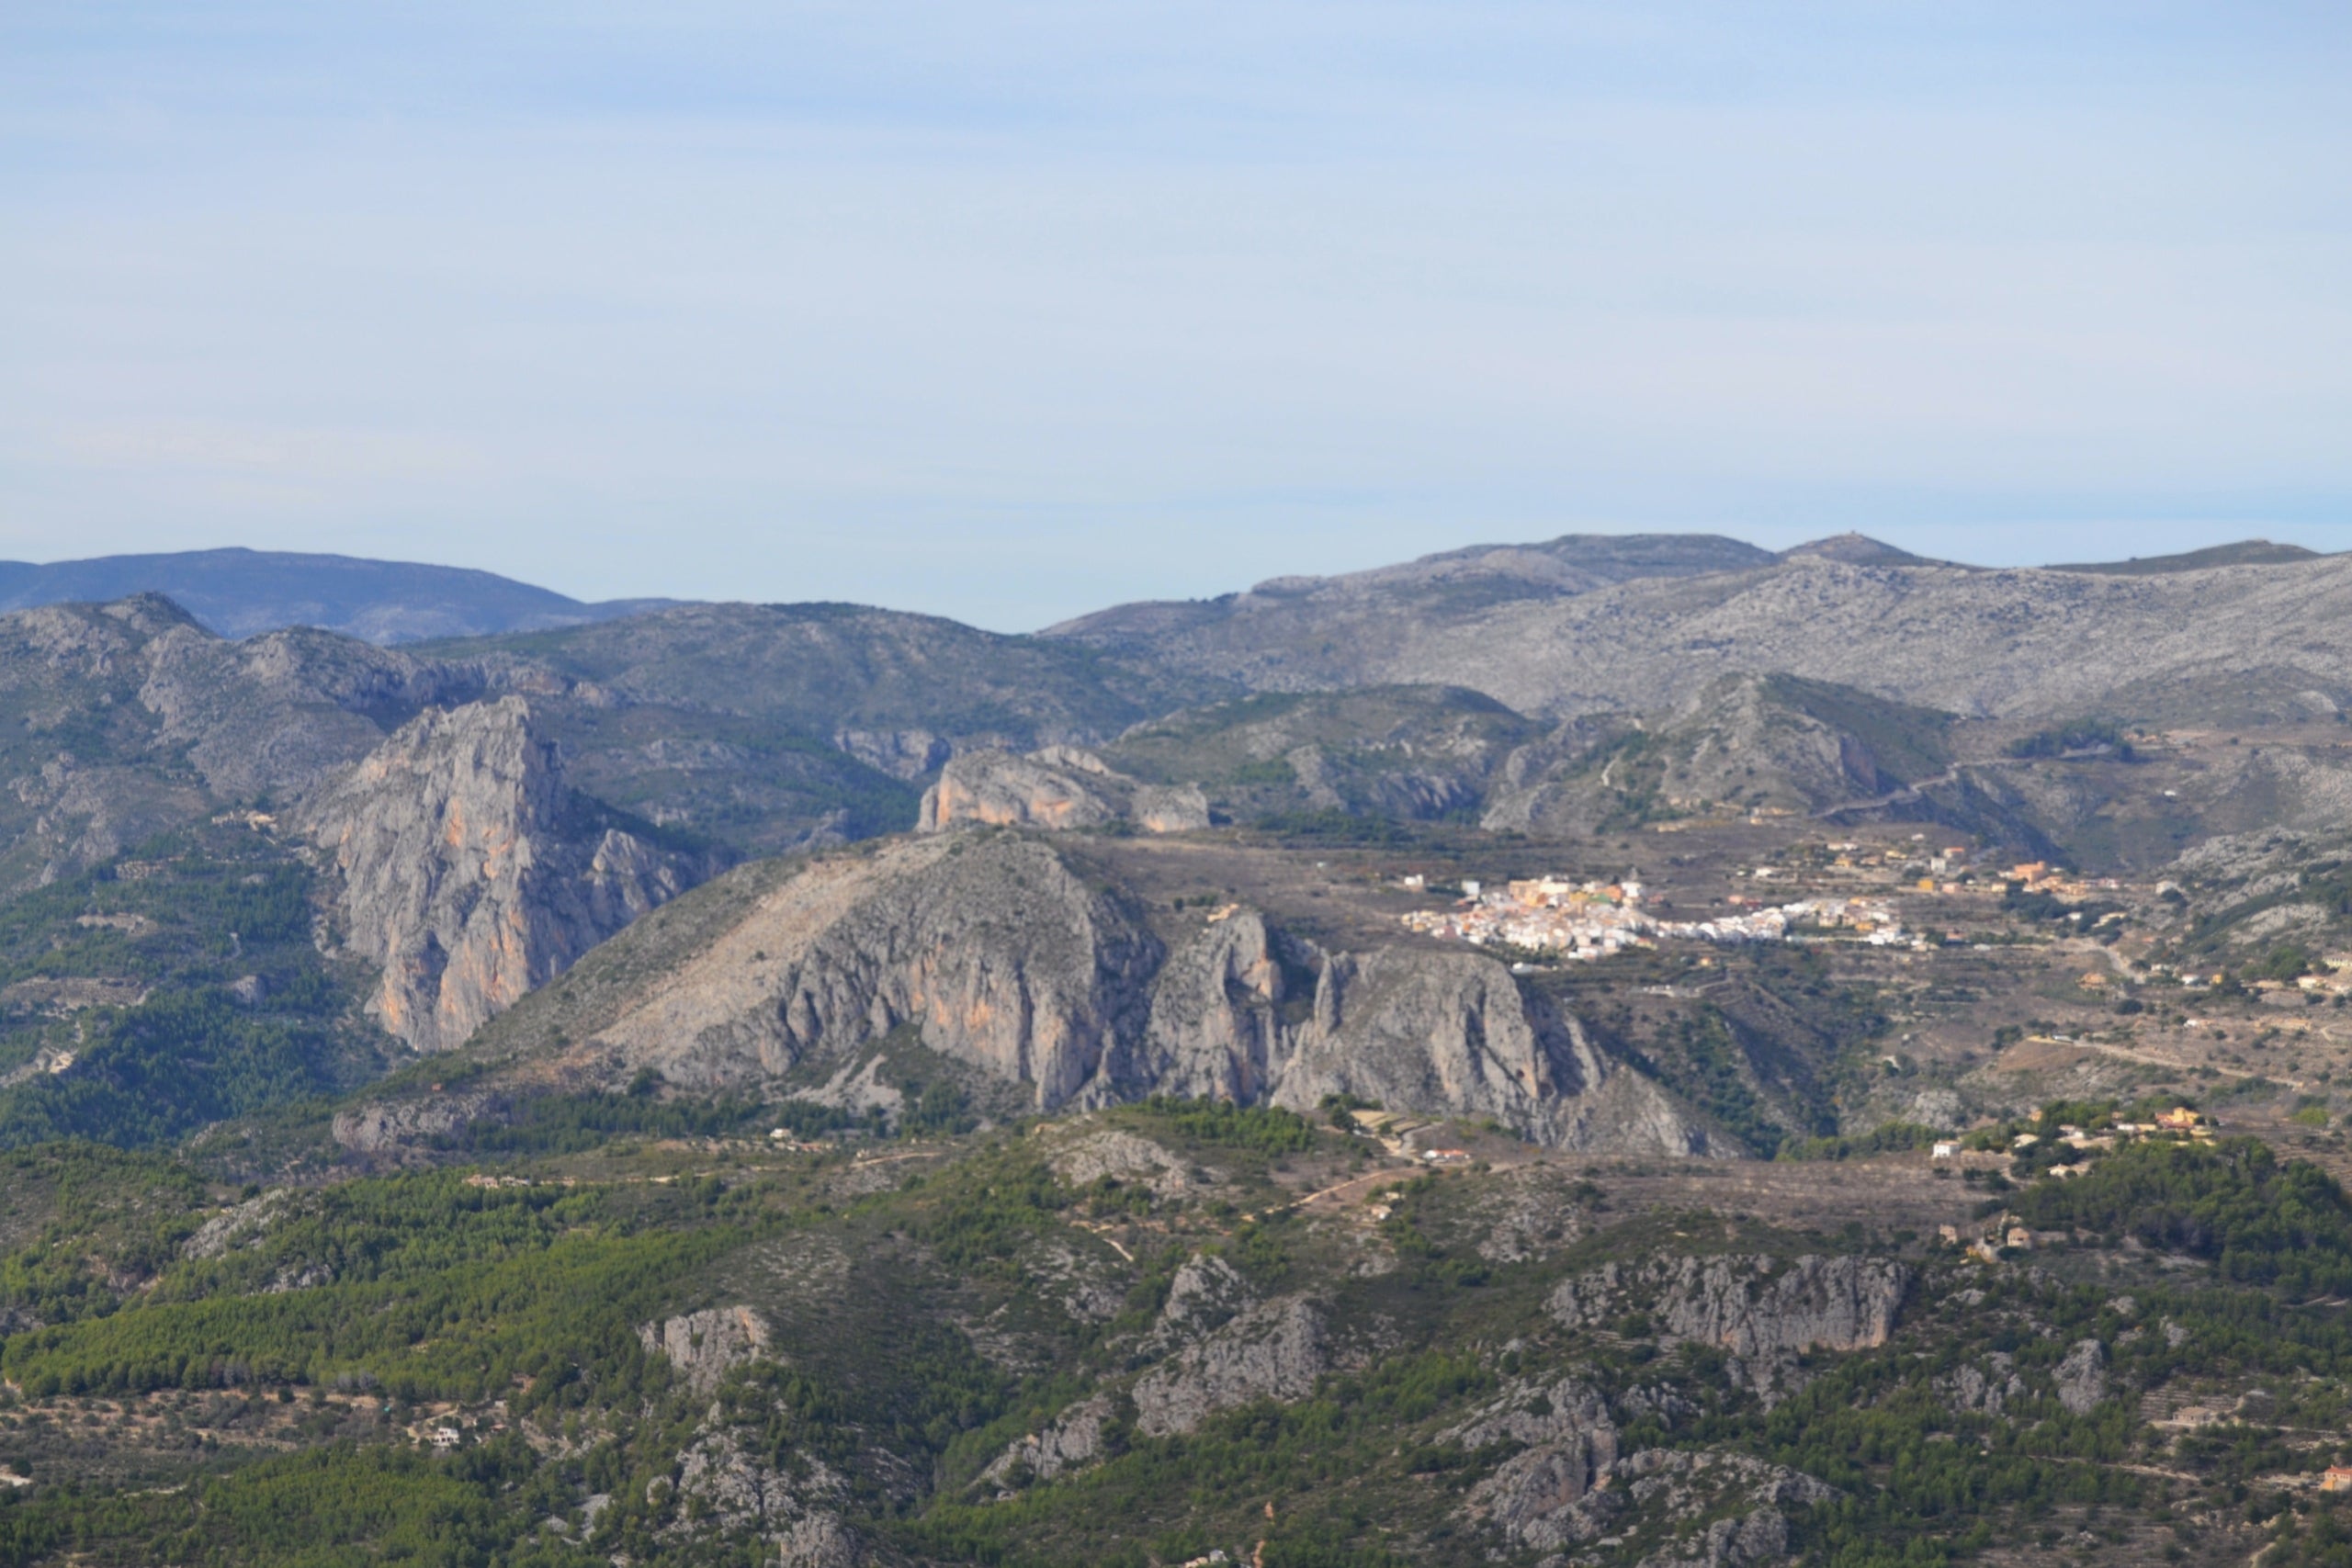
[5,2,2350,630]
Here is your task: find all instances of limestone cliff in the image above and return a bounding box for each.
[639,1306,772,1396]
[421,834,1717,1154]
[918,749,1208,835]
[1551,1254,1909,1394]
[300,696,696,1052]
[574,835,1161,1110]
[1102,908,1713,1155]
[1132,1295,1328,1437]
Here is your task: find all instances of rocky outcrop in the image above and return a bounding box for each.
[578,835,1166,1111]
[1939,1354,2024,1416]
[1102,907,1713,1153]
[329,1089,509,1154]
[763,836,1162,1108]
[2054,1338,2109,1414]
[1116,911,1292,1104]
[1448,1383,1828,1561]
[1048,1130,1198,1198]
[918,749,1208,835]
[1273,947,1578,1132]
[639,1306,771,1396]
[1269,949,1713,1156]
[1148,1253,1253,1347]
[1468,1444,1626,1552]
[1552,1255,1909,1394]
[920,750,1120,832]
[1453,1378,1623,1552]
[182,1190,300,1260]
[980,1393,1117,1487]
[1132,1295,1327,1437]
[1618,1450,1833,1568]
[299,696,696,1051]
[665,1427,859,1565]
[400,834,1718,1155]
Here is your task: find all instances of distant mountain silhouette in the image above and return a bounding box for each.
[0,547,679,643]
[2046,538,2324,575]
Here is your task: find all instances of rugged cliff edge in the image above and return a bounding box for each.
[918,747,1209,835]
[299,696,700,1053]
[360,830,1716,1154]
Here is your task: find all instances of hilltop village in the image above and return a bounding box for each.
[1398,862,1910,958]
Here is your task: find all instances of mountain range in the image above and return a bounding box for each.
[0,528,2349,1565]
[0,547,674,644]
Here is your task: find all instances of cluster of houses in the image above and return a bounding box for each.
[1929,1106,2212,1168]
[1398,876,1657,960]
[1400,875,1906,959]
[2005,862,2126,902]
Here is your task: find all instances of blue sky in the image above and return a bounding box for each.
[5,2,2349,628]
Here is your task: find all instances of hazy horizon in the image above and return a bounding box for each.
[1,524,2346,635]
[6,3,2349,630]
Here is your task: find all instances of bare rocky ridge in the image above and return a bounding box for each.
[1551,1255,1909,1395]
[918,748,1209,834]
[2054,1337,2109,1414]
[1055,542,2352,727]
[418,832,1712,1152]
[298,696,698,1052]
[1442,1376,1833,1561]
[1451,1376,1625,1551]
[328,1090,511,1156]
[1044,533,1781,680]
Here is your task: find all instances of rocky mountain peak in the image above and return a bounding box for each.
[299,695,699,1052]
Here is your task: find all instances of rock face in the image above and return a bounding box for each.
[1940,1354,2025,1416]
[432,833,1716,1155]
[329,1089,509,1154]
[299,696,696,1051]
[980,1393,1117,1487]
[639,1306,772,1396]
[918,748,1209,835]
[1552,1255,1908,1394]
[1117,911,1293,1105]
[764,836,1162,1108]
[1047,1130,1198,1198]
[1619,1450,1833,1568]
[1453,1378,1624,1552]
[2054,1338,2109,1414]
[1132,1295,1327,1437]
[1443,1379,1829,1562]
[1101,905,1712,1155]
[1265,949,1619,1148]
[667,1427,859,1566]
[1147,1253,1253,1347]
